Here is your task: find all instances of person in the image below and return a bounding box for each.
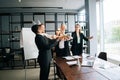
[71,24,93,56]
[55,28,60,37]
[51,29,60,57]
[55,23,70,57]
[31,23,59,80]
[54,24,71,79]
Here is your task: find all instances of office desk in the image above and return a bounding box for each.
[68,66,109,80]
[54,57,110,80]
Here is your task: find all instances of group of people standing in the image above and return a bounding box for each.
[31,23,93,80]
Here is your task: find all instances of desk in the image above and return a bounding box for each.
[54,57,120,80]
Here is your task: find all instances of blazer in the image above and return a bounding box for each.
[35,34,57,63]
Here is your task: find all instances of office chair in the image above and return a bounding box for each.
[2,47,15,68]
[98,52,107,61]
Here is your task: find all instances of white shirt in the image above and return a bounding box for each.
[76,33,80,44]
[59,30,65,49]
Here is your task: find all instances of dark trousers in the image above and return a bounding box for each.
[72,44,82,56]
[56,48,70,57]
[39,60,51,80]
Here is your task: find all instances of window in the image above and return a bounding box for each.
[97,0,120,64]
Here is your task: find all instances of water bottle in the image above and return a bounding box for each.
[77,58,81,68]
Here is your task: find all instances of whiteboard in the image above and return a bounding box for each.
[20,28,38,60]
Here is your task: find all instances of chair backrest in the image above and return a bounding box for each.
[0,48,2,56]
[5,47,11,54]
[98,52,107,61]
[1,47,12,56]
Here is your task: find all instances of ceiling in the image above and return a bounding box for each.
[0,0,85,13]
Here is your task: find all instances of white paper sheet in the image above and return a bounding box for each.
[66,61,77,66]
[63,56,75,60]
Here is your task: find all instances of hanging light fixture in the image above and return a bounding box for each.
[18,0,21,2]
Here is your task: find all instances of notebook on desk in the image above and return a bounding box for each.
[63,55,82,66]
[66,60,78,66]
[63,55,82,60]
[63,55,95,67]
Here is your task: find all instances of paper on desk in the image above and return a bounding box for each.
[63,56,82,60]
[63,56,75,60]
[66,61,77,66]
[72,55,82,59]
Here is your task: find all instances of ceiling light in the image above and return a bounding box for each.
[18,0,21,2]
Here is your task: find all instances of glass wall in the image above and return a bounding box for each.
[97,0,120,64]
[104,0,120,64]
